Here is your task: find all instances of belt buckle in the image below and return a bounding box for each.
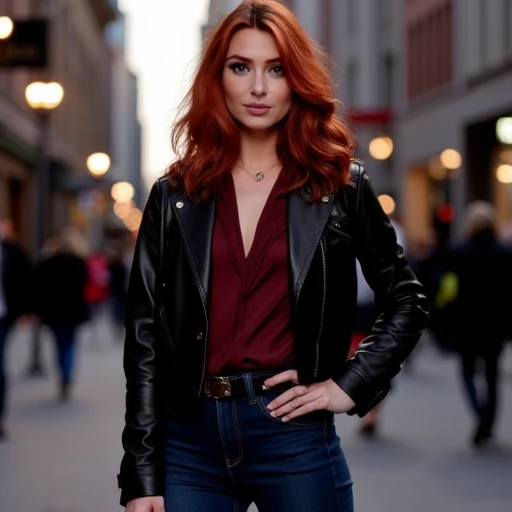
[205,376,231,398]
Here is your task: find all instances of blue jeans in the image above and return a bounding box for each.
[164,370,354,511]
[0,319,13,419]
[48,325,77,385]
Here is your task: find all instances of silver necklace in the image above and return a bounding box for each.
[236,159,280,182]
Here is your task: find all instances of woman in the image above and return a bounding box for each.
[119,2,428,511]
[447,201,512,447]
[36,227,89,401]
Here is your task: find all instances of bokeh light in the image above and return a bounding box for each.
[378,194,396,215]
[369,136,394,160]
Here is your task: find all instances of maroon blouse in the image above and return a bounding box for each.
[206,171,295,376]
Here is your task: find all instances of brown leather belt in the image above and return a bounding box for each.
[203,372,295,399]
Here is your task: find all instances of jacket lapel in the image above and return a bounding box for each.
[287,190,334,300]
[169,188,333,306]
[171,195,216,302]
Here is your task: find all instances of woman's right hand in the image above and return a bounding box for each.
[126,496,165,512]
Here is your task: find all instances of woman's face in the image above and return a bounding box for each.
[222,28,292,133]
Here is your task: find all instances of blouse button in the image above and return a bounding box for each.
[176,201,184,209]
[321,196,329,203]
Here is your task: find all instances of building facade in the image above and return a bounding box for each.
[0,0,116,251]
[398,0,512,243]
[106,4,143,205]
[326,0,401,197]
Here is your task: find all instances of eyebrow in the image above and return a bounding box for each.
[225,54,281,64]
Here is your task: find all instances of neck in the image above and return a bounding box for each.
[237,128,279,170]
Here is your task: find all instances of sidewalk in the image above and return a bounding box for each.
[0,323,511,511]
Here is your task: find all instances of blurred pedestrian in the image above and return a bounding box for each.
[447,201,512,447]
[413,228,455,353]
[107,244,128,340]
[118,2,429,511]
[36,227,89,401]
[0,218,33,439]
[84,250,110,346]
[25,235,61,378]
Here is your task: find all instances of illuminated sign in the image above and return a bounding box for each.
[0,20,47,67]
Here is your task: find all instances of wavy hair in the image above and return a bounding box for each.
[168,0,354,201]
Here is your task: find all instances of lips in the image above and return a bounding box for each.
[244,103,271,116]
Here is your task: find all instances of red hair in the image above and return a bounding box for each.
[168,0,354,202]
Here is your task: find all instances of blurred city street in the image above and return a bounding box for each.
[0,320,511,512]
[1,1,512,511]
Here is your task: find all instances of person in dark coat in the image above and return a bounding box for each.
[107,245,128,339]
[0,218,33,439]
[448,201,512,447]
[36,227,89,401]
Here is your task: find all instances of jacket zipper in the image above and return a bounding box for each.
[314,239,327,378]
[197,289,209,396]
[159,307,175,353]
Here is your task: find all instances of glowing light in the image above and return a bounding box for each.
[378,194,396,215]
[440,149,462,170]
[25,82,64,110]
[123,208,143,232]
[111,182,135,203]
[369,136,394,160]
[437,204,454,223]
[496,164,512,184]
[0,16,14,39]
[428,157,447,180]
[87,153,111,176]
[496,118,512,144]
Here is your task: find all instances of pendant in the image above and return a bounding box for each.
[256,172,264,181]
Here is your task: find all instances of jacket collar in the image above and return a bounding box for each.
[170,188,334,303]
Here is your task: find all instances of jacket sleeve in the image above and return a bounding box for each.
[335,164,429,417]
[118,181,165,506]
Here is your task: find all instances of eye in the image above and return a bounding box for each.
[270,65,284,77]
[229,62,249,74]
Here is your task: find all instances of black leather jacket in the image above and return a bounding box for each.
[118,161,429,505]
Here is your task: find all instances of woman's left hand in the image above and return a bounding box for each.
[263,370,356,422]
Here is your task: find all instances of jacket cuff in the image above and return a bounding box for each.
[335,366,390,418]
[118,468,162,507]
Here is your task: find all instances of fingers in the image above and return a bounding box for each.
[268,387,326,420]
[263,369,299,389]
[281,397,327,422]
[266,382,309,411]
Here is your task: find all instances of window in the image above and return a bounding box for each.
[406,1,453,101]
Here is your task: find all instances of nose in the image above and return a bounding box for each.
[250,70,267,97]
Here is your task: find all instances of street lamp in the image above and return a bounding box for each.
[369,136,394,160]
[25,80,64,377]
[0,16,14,39]
[25,81,64,251]
[87,152,111,177]
[111,181,134,203]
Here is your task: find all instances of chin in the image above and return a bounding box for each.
[237,116,279,133]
